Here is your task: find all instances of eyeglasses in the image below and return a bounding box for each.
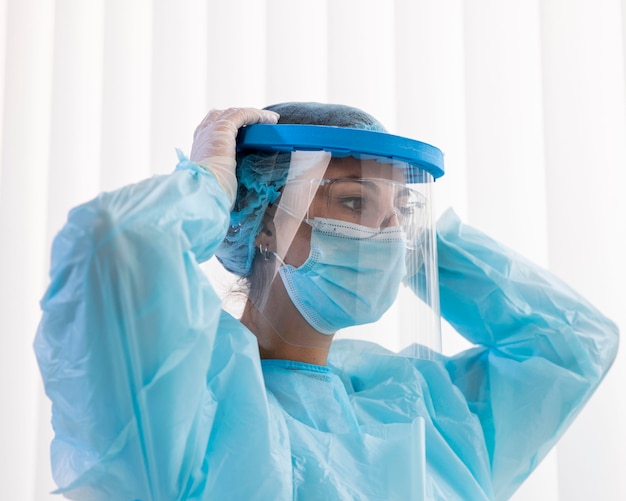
[278,177,429,249]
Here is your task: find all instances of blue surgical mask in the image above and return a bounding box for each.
[278,218,407,334]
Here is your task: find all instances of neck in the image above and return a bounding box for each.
[240,289,333,366]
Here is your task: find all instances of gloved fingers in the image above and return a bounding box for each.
[191,108,279,165]
[189,107,279,207]
[194,107,279,140]
[190,130,237,160]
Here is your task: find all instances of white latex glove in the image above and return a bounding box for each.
[190,107,280,207]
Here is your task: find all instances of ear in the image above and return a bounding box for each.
[254,211,277,253]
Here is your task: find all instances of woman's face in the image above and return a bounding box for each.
[275,156,406,268]
[245,154,415,355]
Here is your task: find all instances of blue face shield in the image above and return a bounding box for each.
[226,124,444,357]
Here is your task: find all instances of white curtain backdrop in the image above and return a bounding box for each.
[1,1,625,499]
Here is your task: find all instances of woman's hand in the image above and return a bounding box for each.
[190,107,279,206]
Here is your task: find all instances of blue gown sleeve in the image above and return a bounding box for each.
[436,209,619,500]
[34,157,236,499]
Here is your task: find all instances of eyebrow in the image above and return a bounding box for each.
[395,186,411,199]
[342,178,383,197]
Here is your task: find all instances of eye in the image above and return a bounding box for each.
[395,196,425,219]
[396,204,414,219]
[339,196,363,212]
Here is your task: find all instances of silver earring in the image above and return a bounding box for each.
[259,244,271,261]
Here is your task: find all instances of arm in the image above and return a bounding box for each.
[35,163,230,499]
[34,109,279,499]
[437,209,618,500]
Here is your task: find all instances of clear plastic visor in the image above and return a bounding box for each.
[247,150,441,358]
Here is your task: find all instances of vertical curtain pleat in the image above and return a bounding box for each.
[100,0,153,191]
[0,1,54,499]
[0,0,6,168]
[266,0,329,105]
[0,1,624,499]
[327,0,396,127]
[395,0,468,218]
[205,0,268,109]
[540,1,626,500]
[151,0,210,175]
[47,0,105,241]
[464,0,549,265]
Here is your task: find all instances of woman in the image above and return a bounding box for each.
[35,103,618,500]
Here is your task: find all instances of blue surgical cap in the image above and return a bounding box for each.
[215,102,387,277]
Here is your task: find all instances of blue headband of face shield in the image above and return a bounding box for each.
[215,125,444,277]
[236,124,445,182]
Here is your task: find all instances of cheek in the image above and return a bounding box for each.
[283,224,312,268]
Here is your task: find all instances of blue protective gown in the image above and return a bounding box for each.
[35,160,618,500]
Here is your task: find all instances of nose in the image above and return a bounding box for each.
[380,209,401,229]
